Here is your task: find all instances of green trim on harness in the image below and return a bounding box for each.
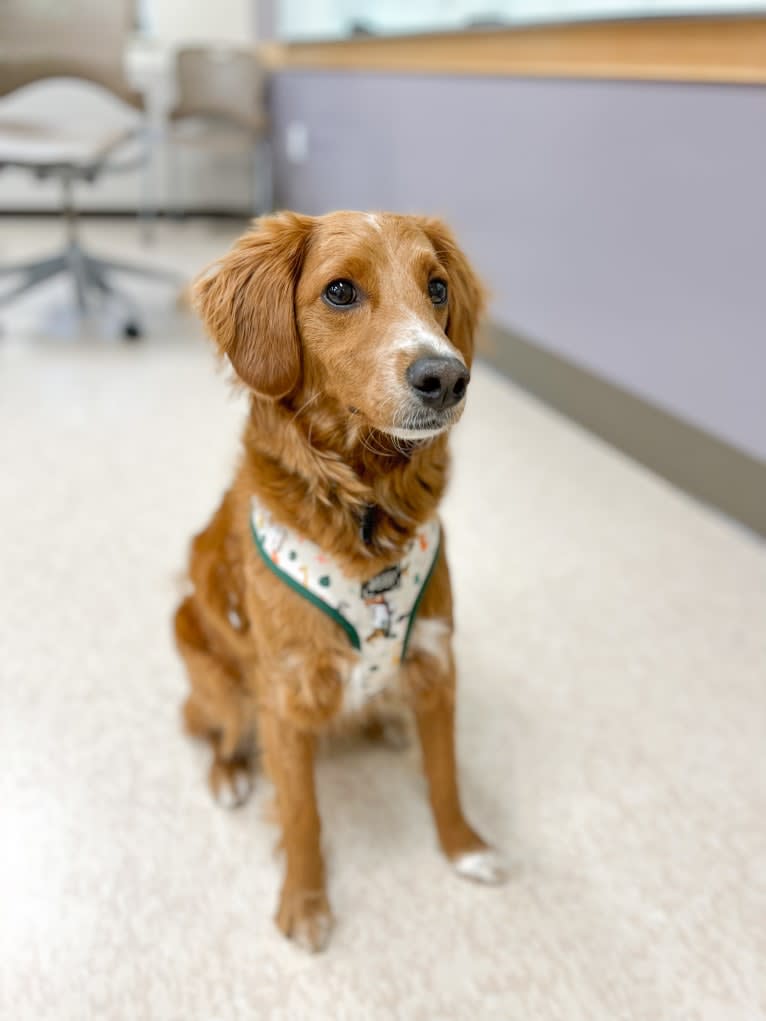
[250,518,362,650]
[402,534,442,658]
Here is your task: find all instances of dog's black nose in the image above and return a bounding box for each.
[407,357,470,410]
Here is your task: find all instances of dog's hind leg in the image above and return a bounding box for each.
[175,595,255,808]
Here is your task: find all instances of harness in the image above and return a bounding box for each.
[250,499,441,686]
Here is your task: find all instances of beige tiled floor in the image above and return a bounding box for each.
[1,221,765,1020]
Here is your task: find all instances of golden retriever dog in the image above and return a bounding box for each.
[174,210,505,952]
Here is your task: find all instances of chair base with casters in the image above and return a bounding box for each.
[0,172,180,340]
[0,0,182,336]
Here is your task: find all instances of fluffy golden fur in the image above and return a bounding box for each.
[174,210,504,952]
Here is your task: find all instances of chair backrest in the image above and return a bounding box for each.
[0,0,141,107]
[171,46,266,132]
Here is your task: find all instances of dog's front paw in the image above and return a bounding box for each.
[276,886,334,953]
[209,757,253,809]
[452,847,507,885]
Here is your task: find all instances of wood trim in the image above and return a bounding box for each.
[259,16,766,86]
[477,322,766,538]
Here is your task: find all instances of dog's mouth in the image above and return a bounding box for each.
[381,406,462,443]
[384,422,447,441]
[347,393,465,445]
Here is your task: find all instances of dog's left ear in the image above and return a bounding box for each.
[416,217,486,362]
[193,212,313,398]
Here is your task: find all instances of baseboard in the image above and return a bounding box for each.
[477,322,766,538]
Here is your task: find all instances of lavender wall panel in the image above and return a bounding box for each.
[271,71,766,461]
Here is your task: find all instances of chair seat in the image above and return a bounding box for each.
[0,117,135,170]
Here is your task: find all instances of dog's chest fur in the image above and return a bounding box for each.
[343,658,401,714]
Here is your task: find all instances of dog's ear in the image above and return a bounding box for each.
[416,217,486,362]
[194,212,312,398]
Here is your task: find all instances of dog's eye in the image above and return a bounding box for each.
[324,279,357,307]
[428,279,448,305]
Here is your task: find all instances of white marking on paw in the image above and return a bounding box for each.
[453,849,507,885]
[216,784,239,810]
[409,617,451,670]
[215,770,252,810]
[233,770,252,802]
[293,911,333,953]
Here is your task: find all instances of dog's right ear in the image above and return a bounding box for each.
[194,212,313,398]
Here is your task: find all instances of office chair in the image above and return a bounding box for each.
[0,0,177,339]
[167,46,272,217]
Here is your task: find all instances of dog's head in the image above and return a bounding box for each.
[195,210,485,441]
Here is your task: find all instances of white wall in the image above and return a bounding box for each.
[277,0,766,39]
[139,0,255,45]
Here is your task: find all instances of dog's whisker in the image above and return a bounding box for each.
[360,428,396,459]
[289,391,321,426]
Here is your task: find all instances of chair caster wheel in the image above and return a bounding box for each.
[123,320,143,341]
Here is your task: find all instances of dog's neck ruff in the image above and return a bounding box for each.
[250,497,441,691]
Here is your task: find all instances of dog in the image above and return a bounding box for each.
[174,210,505,952]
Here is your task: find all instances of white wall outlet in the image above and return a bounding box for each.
[285,121,309,165]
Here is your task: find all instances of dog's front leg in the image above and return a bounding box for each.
[409,647,506,885]
[260,710,333,952]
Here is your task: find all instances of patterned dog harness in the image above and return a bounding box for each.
[250,499,441,685]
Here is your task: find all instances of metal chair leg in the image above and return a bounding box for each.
[258,136,274,214]
[0,256,67,307]
[249,141,258,216]
[87,261,136,309]
[67,243,89,314]
[0,253,67,278]
[138,125,158,244]
[85,263,144,340]
[84,253,180,284]
[0,169,181,330]
[166,137,185,220]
